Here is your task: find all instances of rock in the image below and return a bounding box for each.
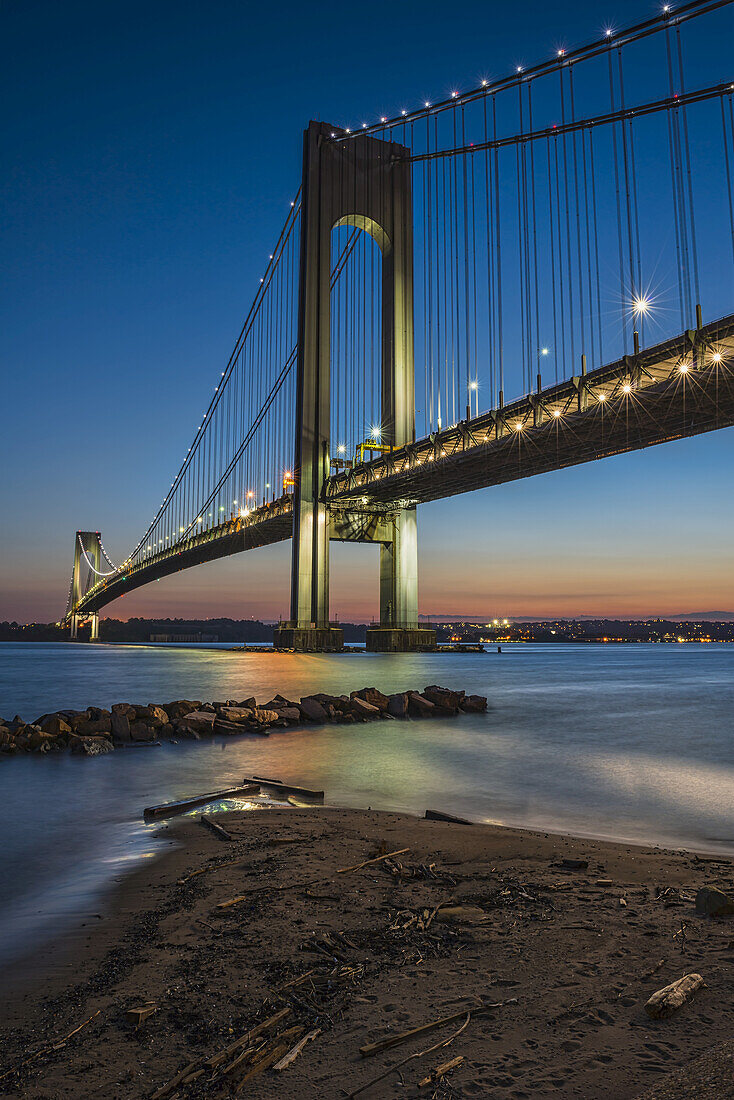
[695,886,734,918]
[146,705,169,727]
[460,694,488,713]
[274,707,301,724]
[299,697,328,723]
[110,710,131,742]
[87,706,111,723]
[237,697,257,709]
[163,700,202,721]
[29,731,62,752]
[112,703,136,719]
[174,721,201,740]
[407,692,436,718]
[130,720,156,742]
[349,696,381,720]
[38,714,72,738]
[253,708,279,726]
[72,713,111,736]
[422,685,465,712]
[217,706,253,724]
[69,735,114,756]
[435,905,489,924]
[387,693,409,718]
[557,858,589,871]
[645,973,704,1018]
[351,687,390,713]
[213,719,246,737]
[179,710,216,734]
[133,705,165,729]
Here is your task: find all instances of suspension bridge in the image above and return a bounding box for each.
[65,0,734,650]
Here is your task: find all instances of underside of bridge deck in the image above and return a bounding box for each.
[325,315,734,510]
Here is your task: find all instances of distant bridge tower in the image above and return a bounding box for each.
[274,121,435,652]
[69,531,103,641]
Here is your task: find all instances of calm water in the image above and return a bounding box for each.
[1,640,733,970]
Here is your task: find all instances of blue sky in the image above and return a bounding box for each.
[2,0,734,623]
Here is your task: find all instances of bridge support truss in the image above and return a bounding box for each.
[275,121,435,652]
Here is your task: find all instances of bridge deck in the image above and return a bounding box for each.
[74,315,734,616]
[76,497,293,614]
[325,314,734,508]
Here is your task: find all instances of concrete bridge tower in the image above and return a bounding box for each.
[274,122,435,652]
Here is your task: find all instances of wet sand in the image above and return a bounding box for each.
[1,809,733,1099]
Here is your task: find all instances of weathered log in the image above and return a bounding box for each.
[200,814,232,841]
[243,776,324,801]
[645,973,704,1018]
[143,783,259,821]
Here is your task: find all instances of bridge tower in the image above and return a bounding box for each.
[69,531,101,641]
[274,121,435,652]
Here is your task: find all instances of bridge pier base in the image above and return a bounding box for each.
[70,614,79,641]
[273,623,344,652]
[90,613,99,642]
[365,627,436,653]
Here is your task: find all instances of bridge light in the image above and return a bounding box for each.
[469,381,478,391]
[247,490,254,498]
[370,426,381,439]
[552,408,561,417]
[632,295,651,316]
[515,421,523,430]
[622,383,632,394]
[679,362,689,373]
[541,347,549,356]
[337,444,346,454]
[425,101,431,107]
[605,27,613,36]
[598,392,606,402]
[712,352,723,363]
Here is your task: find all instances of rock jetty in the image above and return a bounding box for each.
[0,685,487,758]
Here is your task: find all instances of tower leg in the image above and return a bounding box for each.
[368,507,435,652]
[90,613,99,642]
[70,614,79,641]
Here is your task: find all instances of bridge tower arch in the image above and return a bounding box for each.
[275,121,434,651]
[69,531,102,641]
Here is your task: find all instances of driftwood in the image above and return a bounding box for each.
[419,1054,464,1086]
[177,857,241,885]
[360,1003,507,1058]
[200,815,232,841]
[126,1004,157,1027]
[338,848,410,874]
[0,1009,101,1082]
[243,776,324,801]
[152,1008,292,1099]
[216,848,411,909]
[645,973,704,1018]
[349,1013,473,1098]
[143,783,259,820]
[273,1027,321,1070]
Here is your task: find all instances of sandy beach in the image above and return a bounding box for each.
[2,808,733,1099]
